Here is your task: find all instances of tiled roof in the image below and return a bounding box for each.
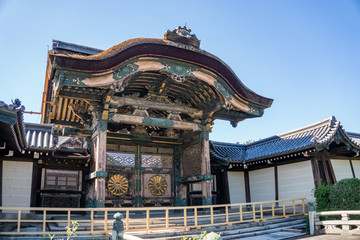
[0,99,26,152]
[347,132,360,146]
[25,123,56,150]
[211,116,360,163]
[52,40,103,56]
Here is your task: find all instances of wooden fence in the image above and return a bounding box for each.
[0,198,306,237]
[314,210,360,236]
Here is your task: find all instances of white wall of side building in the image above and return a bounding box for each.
[352,160,360,178]
[2,161,33,208]
[249,167,275,202]
[278,160,315,202]
[331,159,353,181]
[227,171,246,204]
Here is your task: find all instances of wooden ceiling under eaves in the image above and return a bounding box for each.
[121,71,222,109]
[50,70,233,129]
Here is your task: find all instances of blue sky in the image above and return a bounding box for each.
[0,0,359,143]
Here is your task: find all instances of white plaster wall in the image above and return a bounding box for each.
[352,160,360,178]
[2,161,33,208]
[227,171,246,204]
[278,161,315,202]
[249,167,275,202]
[331,159,353,181]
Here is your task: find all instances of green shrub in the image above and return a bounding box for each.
[314,178,360,214]
[313,184,332,211]
[329,178,360,211]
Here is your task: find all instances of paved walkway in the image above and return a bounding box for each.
[293,235,360,240]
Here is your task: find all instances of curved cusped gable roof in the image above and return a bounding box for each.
[49,37,272,109]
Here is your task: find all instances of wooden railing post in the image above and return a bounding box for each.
[17,209,21,233]
[67,210,71,229]
[42,210,46,237]
[252,204,256,220]
[91,209,94,236]
[225,206,229,225]
[260,203,263,220]
[104,210,108,234]
[302,199,305,214]
[240,204,243,222]
[210,206,214,225]
[126,209,130,231]
[282,200,286,217]
[194,207,198,227]
[184,208,187,228]
[272,202,275,217]
[293,200,296,214]
[146,209,150,232]
[165,209,169,229]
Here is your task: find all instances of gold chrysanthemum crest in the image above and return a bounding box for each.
[148,175,167,196]
[107,174,129,196]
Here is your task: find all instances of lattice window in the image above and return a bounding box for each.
[183,144,202,176]
[106,152,136,167]
[44,169,80,191]
[141,155,173,168]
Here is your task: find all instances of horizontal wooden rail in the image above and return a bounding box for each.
[0,198,306,237]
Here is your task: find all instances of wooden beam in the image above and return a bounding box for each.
[108,114,202,131]
[110,96,203,118]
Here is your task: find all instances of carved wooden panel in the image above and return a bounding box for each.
[141,155,173,168]
[183,144,202,176]
[106,152,135,167]
[41,194,80,208]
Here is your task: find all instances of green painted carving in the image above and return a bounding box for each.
[197,174,213,181]
[113,63,139,80]
[202,196,212,205]
[98,120,108,132]
[142,117,174,127]
[200,131,209,141]
[174,197,188,206]
[181,174,213,183]
[247,103,264,116]
[59,71,87,87]
[88,171,108,180]
[95,197,105,208]
[112,200,124,203]
[160,58,196,82]
[214,81,232,100]
[85,198,95,208]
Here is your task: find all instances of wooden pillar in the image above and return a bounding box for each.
[201,132,212,205]
[175,146,187,206]
[90,120,108,208]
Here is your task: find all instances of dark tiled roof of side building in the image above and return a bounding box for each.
[25,122,56,151]
[210,116,360,164]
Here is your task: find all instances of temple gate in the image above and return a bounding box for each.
[41,27,272,207]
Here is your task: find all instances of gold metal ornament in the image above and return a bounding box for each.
[148,175,167,196]
[107,174,129,196]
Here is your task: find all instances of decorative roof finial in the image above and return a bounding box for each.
[164,26,200,48]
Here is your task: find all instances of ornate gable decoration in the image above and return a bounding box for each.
[164,26,200,48]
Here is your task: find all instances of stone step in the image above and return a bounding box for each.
[135,216,306,240]
[221,224,306,240]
